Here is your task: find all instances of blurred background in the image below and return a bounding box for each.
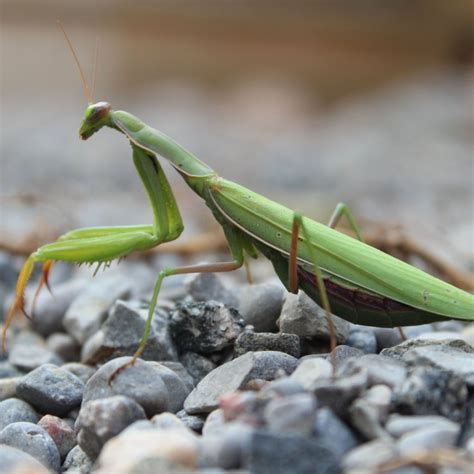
[1,0,473,272]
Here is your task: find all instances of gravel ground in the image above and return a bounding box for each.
[0,252,473,474]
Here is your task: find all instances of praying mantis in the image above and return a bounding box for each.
[3,31,474,378]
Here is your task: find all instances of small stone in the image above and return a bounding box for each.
[76,395,146,459]
[170,300,244,354]
[62,445,94,474]
[397,423,460,456]
[185,273,238,307]
[202,408,226,437]
[238,281,285,332]
[38,414,76,460]
[85,300,177,365]
[385,414,459,438]
[82,357,181,417]
[302,345,364,365]
[0,398,39,430]
[17,364,84,416]
[415,330,471,342]
[0,445,50,474]
[176,409,205,433]
[95,428,199,472]
[159,361,195,392]
[278,291,350,343]
[235,331,301,358]
[342,439,396,472]
[184,351,297,414]
[339,354,407,390]
[31,278,87,337]
[247,430,340,474]
[0,377,18,400]
[345,328,377,354]
[0,360,23,378]
[180,352,216,384]
[290,358,332,390]
[151,412,187,431]
[313,408,359,457]
[0,421,61,471]
[61,362,96,385]
[63,274,132,344]
[215,421,254,470]
[260,377,306,398]
[392,365,468,422]
[219,391,264,427]
[46,332,80,362]
[373,328,402,351]
[264,393,316,435]
[9,331,63,371]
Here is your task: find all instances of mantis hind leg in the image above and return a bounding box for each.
[289,212,337,377]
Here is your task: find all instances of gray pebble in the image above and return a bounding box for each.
[62,445,94,474]
[186,272,238,307]
[238,281,284,332]
[264,393,316,435]
[180,351,217,384]
[290,358,332,391]
[0,360,24,378]
[342,439,396,472]
[17,364,84,416]
[159,361,195,392]
[234,331,301,358]
[397,423,460,456]
[9,331,63,371]
[31,278,87,337]
[345,328,377,354]
[82,357,171,416]
[151,412,187,431]
[340,354,407,390]
[76,395,146,459]
[170,300,244,354]
[392,365,468,422]
[63,274,132,344]
[278,291,350,344]
[46,332,80,362]
[0,421,61,471]
[184,351,297,415]
[176,409,205,433]
[0,444,50,474]
[0,398,40,430]
[38,414,76,460]
[260,377,306,398]
[459,395,474,447]
[373,327,402,351]
[215,421,254,470]
[88,299,177,364]
[313,407,359,457]
[385,414,459,438]
[61,362,96,385]
[302,344,364,365]
[247,430,340,474]
[202,408,226,438]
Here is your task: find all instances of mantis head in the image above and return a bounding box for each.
[79,101,112,140]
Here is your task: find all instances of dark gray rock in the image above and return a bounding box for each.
[246,430,340,474]
[180,351,216,385]
[392,365,468,422]
[85,299,177,365]
[185,273,238,307]
[0,398,40,430]
[76,395,146,459]
[313,408,359,457]
[0,421,61,471]
[63,274,132,344]
[62,445,94,473]
[17,364,84,416]
[31,277,87,337]
[0,444,50,474]
[46,332,80,362]
[264,393,316,435]
[345,328,377,354]
[61,362,96,385]
[234,331,301,358]
[38,414,76,461]
[9,331,63,371]
[170,300,244,354]
[373,327,403,351]
[176,409,205,433]
[159,361,195,392]
[81,357,171,417]
[0,360,23,378]
[184,351,297,414]
[238,281,285,332]
[339,354,407,390]
[278,291,350,344]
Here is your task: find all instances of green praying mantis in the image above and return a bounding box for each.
[3,30,474,379]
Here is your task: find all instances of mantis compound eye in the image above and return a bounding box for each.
[79,101,112,140]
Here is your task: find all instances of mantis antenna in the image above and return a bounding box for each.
[57,20,93,104]
[91,37,100,102]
